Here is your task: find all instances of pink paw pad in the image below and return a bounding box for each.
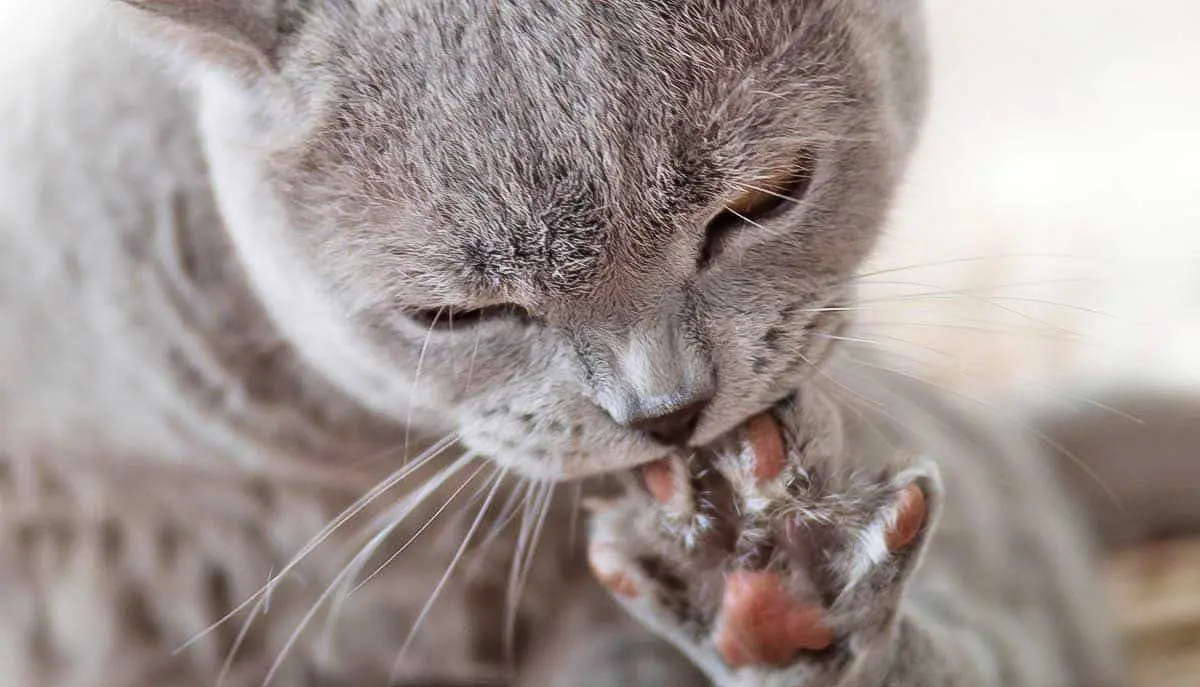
[745,413,786,484]
[713,570,834,668]
[641,458,677,504]
[886,483,928,553]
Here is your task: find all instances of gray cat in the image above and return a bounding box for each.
[1,1,1196,685]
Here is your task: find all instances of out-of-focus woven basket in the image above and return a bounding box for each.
[1107,540,1200,686]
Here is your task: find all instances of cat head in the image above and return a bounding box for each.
[118,0,927,479]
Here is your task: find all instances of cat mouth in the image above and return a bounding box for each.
[685,389,799,452]
[637,408,793,509]
[554,393,801,482]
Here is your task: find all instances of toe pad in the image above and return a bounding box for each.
[714,570,834,668]
[886,483,928,553]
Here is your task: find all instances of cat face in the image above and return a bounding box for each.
[125,0,926,478]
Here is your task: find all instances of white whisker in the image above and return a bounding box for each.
[722,206,766,231]
[465,477,529,580]
[812,364,912,438]
[351,461,491,594]
[849,253,1084,284]
[973,294,1126,320]
[176,434,461,655]
[390,466,509,679]
[794,305,869,315]
[857,289,1082,336]
[797,350,887,412]
[860,283,1125,322]
[506,480,555,660]
[815,332,953,362]
[404,307,444,461]
[855,318,1088,344]
[853,276,1098,292]
[260,451,477,686]
[831,386,902,450]
[503,480,541,665]
[836,333,1144,426]
[316,454,488,651]
[216,585,265,687]
[841,355,1124,509]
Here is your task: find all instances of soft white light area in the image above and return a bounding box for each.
[869,0,1200,392]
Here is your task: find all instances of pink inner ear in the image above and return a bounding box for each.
[886,483,928,552]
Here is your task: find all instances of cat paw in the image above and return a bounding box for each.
[586,411,939,687]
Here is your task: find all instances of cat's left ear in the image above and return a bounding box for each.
[116,0,290,71]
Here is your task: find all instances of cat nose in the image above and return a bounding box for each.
[629,396,711,446]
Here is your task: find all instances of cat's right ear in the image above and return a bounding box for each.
[115,0,287,73]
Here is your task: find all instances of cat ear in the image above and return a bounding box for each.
[116,0,285,71]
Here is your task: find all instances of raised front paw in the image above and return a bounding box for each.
[587,408,939,687]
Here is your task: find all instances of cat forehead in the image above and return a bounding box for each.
[280,1,860,296]
[301,0,854,165]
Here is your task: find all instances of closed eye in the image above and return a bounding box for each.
[699,154,816,267]
[404,303,535,330]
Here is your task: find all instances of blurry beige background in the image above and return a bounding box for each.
[874,0,1200,390]
[867,2,1200,684]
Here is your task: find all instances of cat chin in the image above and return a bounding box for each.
[466,435,669,482]
[556,447,674,481]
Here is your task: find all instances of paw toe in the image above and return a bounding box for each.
[746,413,787,484]
[885,483,928,553]
[588,543,640,599]
[641,458,678,504]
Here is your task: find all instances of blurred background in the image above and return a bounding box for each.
[865,1,1200,683]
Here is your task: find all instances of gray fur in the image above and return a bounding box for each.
[0,0,1191,685]
[107,0,929,480]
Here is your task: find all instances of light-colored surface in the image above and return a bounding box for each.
[872,3,1200,684]
[871,0,1200,393]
